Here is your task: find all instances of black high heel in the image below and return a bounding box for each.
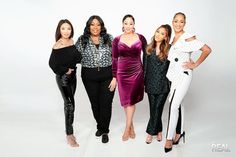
[164,140,173,153]
[164,147,172,153]
[173,131,185,145]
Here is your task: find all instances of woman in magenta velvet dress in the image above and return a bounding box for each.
[112,14,147,141]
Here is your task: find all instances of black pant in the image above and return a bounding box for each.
[146,93,168,135]
[176,106,182,134]
[81,66,114,134]
[56,71,77,135]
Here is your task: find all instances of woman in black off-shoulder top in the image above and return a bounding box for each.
[49,19,81,147]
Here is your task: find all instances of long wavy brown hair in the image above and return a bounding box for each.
[146,24,172,61]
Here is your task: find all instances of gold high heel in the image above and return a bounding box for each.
[130,126,136,139]
[122,130,130,141]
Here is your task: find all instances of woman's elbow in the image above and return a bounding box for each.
[207,46,212,54]
[203,44,212,55]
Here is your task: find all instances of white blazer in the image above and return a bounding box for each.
[166,32,205,89]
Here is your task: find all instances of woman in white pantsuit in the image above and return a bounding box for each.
[164,12,212,153]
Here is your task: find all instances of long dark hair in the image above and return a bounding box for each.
[55,19,74,41]
[146,24,172,61]
[80,15,111,49]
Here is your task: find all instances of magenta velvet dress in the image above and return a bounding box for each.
[112,34,147,107]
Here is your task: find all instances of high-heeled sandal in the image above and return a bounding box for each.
[67,135,79,147]
[130,126,136,139]
[145,135,153,144]
[122,130,130,141]
[156,132,162,142]
[173,131,185,145]
[71,135,76,140]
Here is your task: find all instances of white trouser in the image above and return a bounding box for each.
[166,71,192,140]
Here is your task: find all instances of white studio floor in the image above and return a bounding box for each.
[0,66,235,157]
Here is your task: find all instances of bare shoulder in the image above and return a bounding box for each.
[185,36,196,42]
[70,39,74,45]
[53,40,63,49]
[53,39,74,49]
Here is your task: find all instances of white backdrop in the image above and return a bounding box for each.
[0,0,235,108]
[0,0,235,156]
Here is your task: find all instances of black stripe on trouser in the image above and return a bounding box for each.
[56,74,77,135]
[176,106,182,134]
[146,93,168,135]
[82,78,114,134]
[166,89,176,139]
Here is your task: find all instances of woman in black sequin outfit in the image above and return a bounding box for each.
[143,24,171,144]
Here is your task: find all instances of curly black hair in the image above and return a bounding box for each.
[80,15,111,49]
